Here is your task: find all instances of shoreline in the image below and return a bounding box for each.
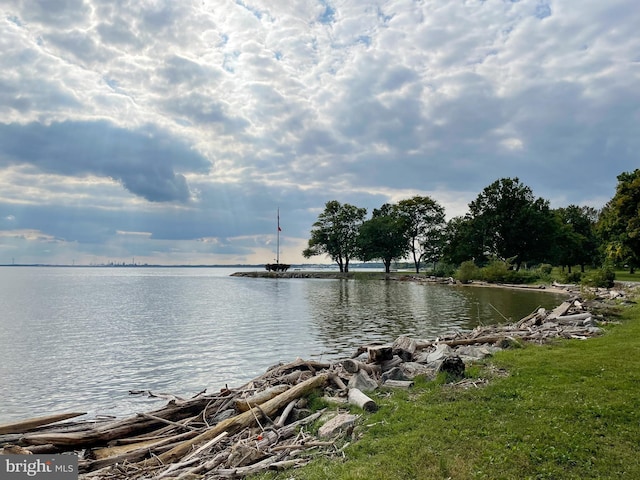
[231,269,575,295]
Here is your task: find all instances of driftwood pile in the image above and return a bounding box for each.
[0,293,620,479]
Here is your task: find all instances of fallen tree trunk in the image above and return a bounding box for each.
[234,385,290,412]
[0,412,87,435]
[443,336,505,347]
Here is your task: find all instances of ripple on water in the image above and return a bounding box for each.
[0,268,566,422]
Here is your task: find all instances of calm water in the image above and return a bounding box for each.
[0,267,566,423]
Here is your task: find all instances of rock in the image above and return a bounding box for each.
[455,345,501,361]
[426,343,453,363]
[438,355,465,380]
[347,370,378,392]
[400,361,438,380]
[380,366,410,383]
[318,413,359,438]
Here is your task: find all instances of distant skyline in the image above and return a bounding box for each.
[1,0,638,265]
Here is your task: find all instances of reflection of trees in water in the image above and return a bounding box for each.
[456,287,565,327]
[308,281,566,358]
[308,281,465,357]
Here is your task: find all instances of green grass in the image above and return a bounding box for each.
[614,270,638,283]
[253,295,640,480]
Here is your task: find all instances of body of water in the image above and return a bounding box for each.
[0,267,566,423]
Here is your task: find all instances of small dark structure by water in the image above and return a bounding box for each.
[264,263,291,272]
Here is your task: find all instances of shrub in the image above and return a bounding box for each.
[479,260,536,284]
[581,267,615,288]
[563,271,582,284]
[537,263,553,276]
[480,260,511,283]
[455,260,480,284]
[432,263,456,278]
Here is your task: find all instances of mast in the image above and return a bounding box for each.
[277,208,281,265]
[264,208,289,272]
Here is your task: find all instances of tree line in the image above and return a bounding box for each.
[303,170,640,278]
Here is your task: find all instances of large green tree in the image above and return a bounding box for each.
[464,177,554,270]
[356,204,409,273]
[597,169,640,273]
[394,196,446,273]
[552,205,599,273]
[441,216,484,266]
[302,200,367,272]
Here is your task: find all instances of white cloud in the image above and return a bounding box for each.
[0,0,638,264]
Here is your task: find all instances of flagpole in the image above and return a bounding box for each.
[277,208,280,265]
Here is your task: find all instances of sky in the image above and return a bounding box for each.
[1,0,638,266]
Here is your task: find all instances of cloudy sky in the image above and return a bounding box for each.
[1,0,638,265]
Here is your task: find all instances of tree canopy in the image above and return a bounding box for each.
[464,177,553,270]
[552,205,599,272]
[302,172,639,277]
[302,200,367,272]
[598,169,640,273]
[394,196,446,273]
[356,204,409,273]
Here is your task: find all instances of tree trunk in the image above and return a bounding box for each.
[0,412,86,435]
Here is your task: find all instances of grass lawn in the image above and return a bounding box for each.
[254,290,640,480]
[615,270,638,283]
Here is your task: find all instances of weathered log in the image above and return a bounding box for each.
[234,385,290,412]
[392,335,417,362]
[212,456,279,478]
[546,298,577,320]
[443,336,506,347]
[89,429,197,460]
[262,359,332,379]
[328,373,349,392]
[368,345,393,363]
[348,388,378,412]
[341,359,379,375]
[274,400,298,428]
[144,372,330,467]
[553,313,592,325]
[0,412,87,435]
[379,355,403,372]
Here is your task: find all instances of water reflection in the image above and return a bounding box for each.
[307,280,565,357]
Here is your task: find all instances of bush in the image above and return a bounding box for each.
[582,267,615,288]
[563,271,582,284]
[537,263,553,276]
[455,261,480,284]
[431,263,456,278]
[479,260,536,284]
[480,260,510,283]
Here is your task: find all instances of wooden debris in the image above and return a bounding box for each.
[348,388,378,412]
[0,412,87,435]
